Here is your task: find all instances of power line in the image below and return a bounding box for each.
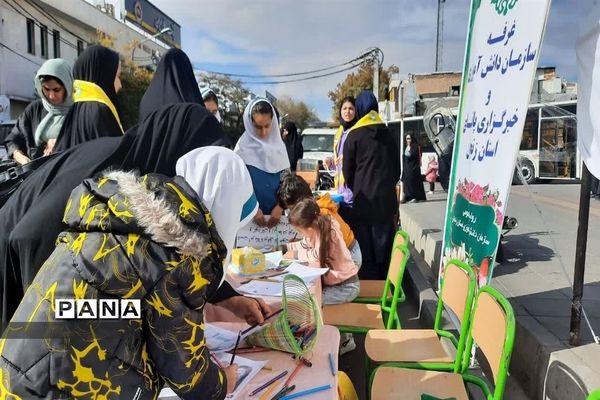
[23,0,89,45]
[4,0,80,50]
[236,62,363,85]
[200,48,377,79]
[0,41,42,66]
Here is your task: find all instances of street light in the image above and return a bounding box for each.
[131,27,172,63]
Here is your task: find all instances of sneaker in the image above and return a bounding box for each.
[427,191,434,194]
[339,333,356,355]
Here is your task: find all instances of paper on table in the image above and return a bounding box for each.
[157,354,266,400]
[265,251,283,269]
[216,353,267,400]
[236,280,283,297]
[272,263,328,283]
[205,323,242,353]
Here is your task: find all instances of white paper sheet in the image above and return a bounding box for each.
[205,323,242,353]
[157,354,266,400]
[264,251,283,269]
[272,263,328,283]
[236,280,284,297]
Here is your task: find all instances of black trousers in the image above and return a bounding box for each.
[353,220,395,280]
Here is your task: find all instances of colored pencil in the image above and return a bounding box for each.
[271,384,296,400]
[240,270,289,284]
[250,370,288,396]
[279,384,332,400]
[210,353,225,369]
[229,331,242,365]
[235,346,271,354]
[327,352,335,376]
[241,308,284,335]
[283,360,304,387]
[257,380,281,400]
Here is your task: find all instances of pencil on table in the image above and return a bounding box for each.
[283,360,304,387]
[250,370,288,397]
[257,380,280,400]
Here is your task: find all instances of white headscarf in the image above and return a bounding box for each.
[200,87,223,123]
[234,97,290,173]
[176,147,258,276]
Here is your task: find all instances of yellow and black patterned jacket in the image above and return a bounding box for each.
[0,170,229,400]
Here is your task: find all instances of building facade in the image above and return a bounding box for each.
[0,0,175,120]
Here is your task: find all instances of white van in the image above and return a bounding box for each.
[300,128,336,165]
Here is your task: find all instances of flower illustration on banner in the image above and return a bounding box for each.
[441,242,473,279]
[456,178,504,225]
[445,178,504,287]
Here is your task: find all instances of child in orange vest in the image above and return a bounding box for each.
[277,173,362,268]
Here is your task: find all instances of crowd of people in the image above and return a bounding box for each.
[0,45,405,399]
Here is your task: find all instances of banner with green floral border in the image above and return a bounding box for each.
[441,0,551,288]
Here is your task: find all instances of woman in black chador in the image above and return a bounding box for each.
[138,48,204,122]
[401,134,427,203]
[53,45,123,152]
[282,121,304,171]
[0,103,230,328]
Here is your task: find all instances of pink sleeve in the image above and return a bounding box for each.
[287,238,320,267]
[323,222,358,286]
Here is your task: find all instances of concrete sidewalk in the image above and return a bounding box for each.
[399,183,600,399]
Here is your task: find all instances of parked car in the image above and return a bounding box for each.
[300,128,336,190]
[301,128,335,164]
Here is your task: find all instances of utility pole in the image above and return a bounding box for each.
[435,0,446,72]
[368,48,384,101]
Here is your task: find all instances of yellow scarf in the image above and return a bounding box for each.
[332,110,384,189]
[73,80,123,133]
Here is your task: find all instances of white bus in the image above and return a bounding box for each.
[386,99,579,184]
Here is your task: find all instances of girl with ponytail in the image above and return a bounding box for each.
[286,197,360,354]
[285,197,360,305]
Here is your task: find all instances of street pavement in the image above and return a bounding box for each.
[398,181,600,399]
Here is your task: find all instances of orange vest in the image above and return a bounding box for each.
[316,193,355,248]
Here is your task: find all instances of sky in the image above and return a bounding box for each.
[145,0,586,122]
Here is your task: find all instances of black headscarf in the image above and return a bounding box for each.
[0,103,230,328]
[53,45,122,152]
[138,48,204,122]
[339,96,358,130]
[355,90,379,119]
[283,121,303,171]
[122,102,229,176]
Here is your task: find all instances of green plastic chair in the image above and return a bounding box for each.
[323,244,409,333]
[365,259,476,380]
[369,286,516,400]
[354,229,410,304]
[588,389,600,400]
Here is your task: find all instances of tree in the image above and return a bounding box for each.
[198,73,252,144]
[328,63,399,121]
[95,30,154,130]
[274,96,320,131]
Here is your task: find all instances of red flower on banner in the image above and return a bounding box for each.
[456,178,504,226]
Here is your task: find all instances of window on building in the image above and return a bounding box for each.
[40,25,48,59]
[450,85,461,96]
[26,19,35,55]
[53,30,60,58]
[77,40,84,56]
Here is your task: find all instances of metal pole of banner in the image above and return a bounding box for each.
[569,162,592,346]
